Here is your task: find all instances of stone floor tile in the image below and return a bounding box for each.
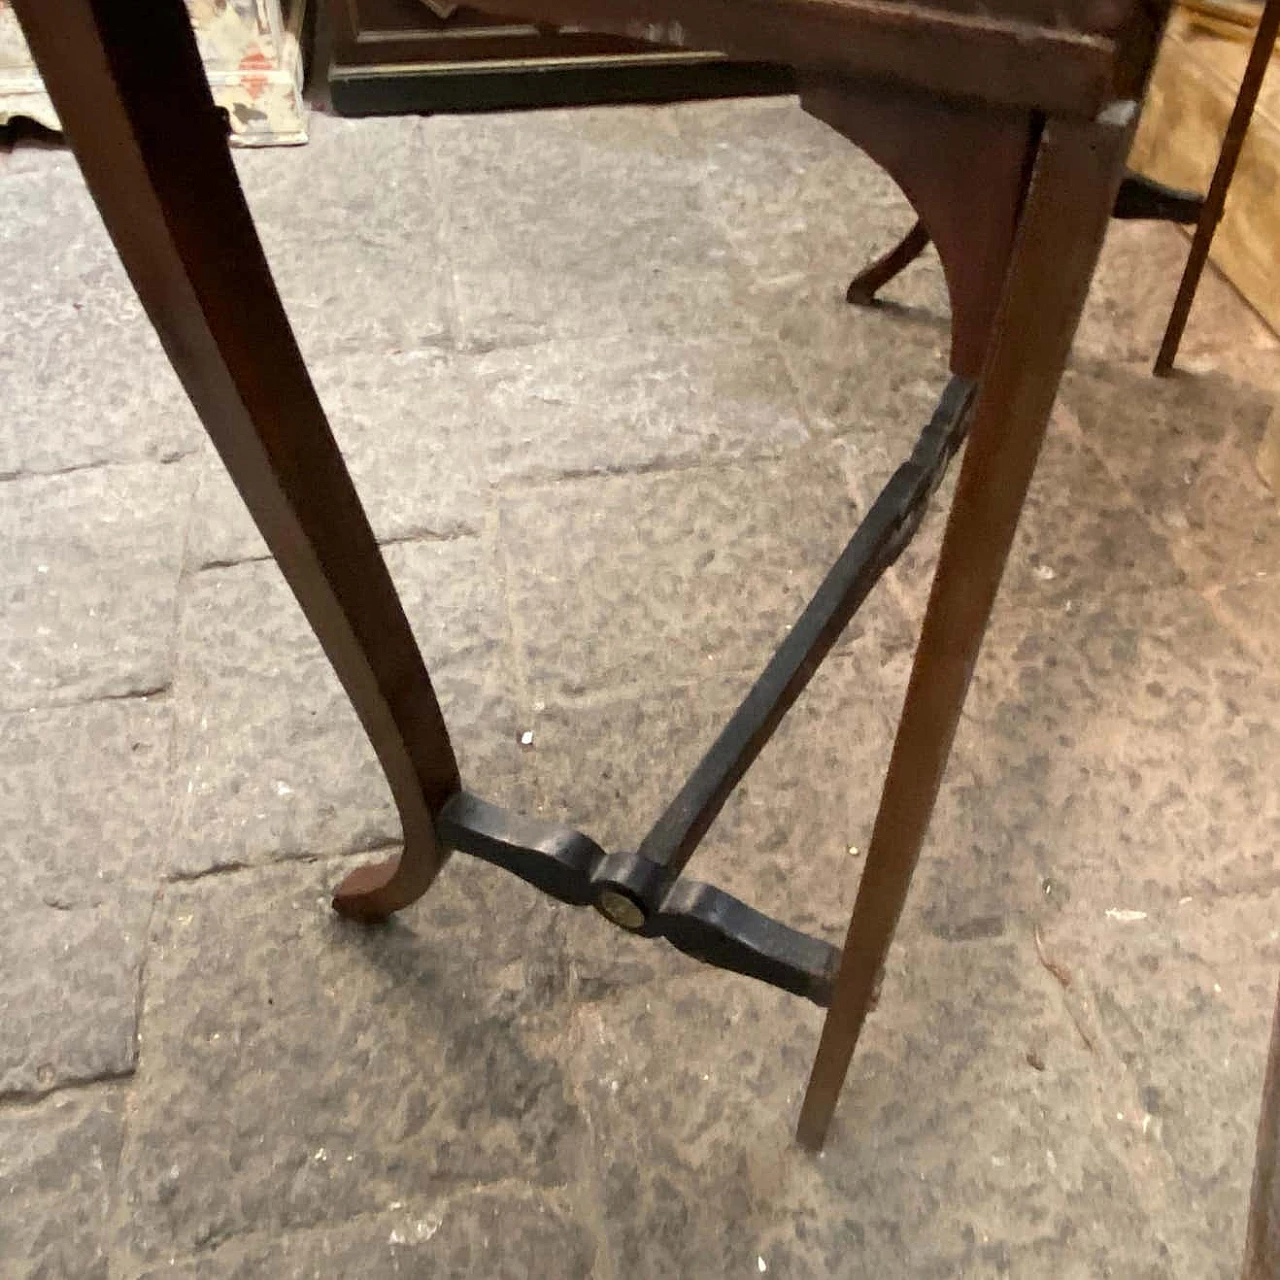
[120,858,578,1261]
[130,1187,597,1279]
[429,105,763,348]
[498,444,894,701]
[0,461,194,711]
[883,402,1188,626]
[776,280,952,452]
[186,351,484,568]
[0,302,199,481]
[234,115,453,360]
[1039,891,1280,1275]
[672,95,950,315]
[527,646,904,998]
[467,326,809,483]
[0,1086,125,1280]
[1005,404,1187,606]
[1,894,149,1096]
[171,537,532,876]
[0,697,174,912]
[568,934,1172,1279]
[0,164,136,319]
[4,102,1279,1280]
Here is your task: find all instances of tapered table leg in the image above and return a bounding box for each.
[1244,974,1280,1278]
[797,109,1139,1150]
[16,0,460,919]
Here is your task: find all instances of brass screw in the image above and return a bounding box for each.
[597,889,646,931]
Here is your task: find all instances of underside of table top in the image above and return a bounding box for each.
[453,0,1172,115]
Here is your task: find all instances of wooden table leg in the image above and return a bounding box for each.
[796,108,1139,1151]
[15,0,460,920]
[1244,974,1280,1278]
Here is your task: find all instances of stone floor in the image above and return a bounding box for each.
[2,97,1279,1279]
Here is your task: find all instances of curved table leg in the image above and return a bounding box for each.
[16,0,460,922]
[846,219,932,305]
[797,108,1140,1151]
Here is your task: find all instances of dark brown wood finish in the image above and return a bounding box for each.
[1245,975,1280,1279]
[796,104,1141,1150]
[12,0,461,920]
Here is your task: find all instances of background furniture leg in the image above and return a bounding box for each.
[1154,0,1280,375]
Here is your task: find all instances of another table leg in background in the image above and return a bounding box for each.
[796,109,1139,1151]
[16,0,460,919]
[1154,0,1280,375]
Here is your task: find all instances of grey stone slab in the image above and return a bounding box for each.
[0,461,194,711]
[171,537,532,876]
[120,858,579,1261]
[187,351,484,568]
[1040,891,1280,1275]
[1,894,149,1096]
[898,761,1047,948]
[0,697,174,911]
[1163,443,1280,594]
[0,166,136,316]
[429,105,763,348]
[0,298,200,481]
[0,167,202,476]
[1063,363,1280,590]
[499,444,903,701]
[233,115,453,361]
[963,586,1280,905]
[0,1086,125,1280]
[467,326,810,483]
[672,96,950,315]
[1076,220,1280,372]
[131,1187,597,1280]
[568,935,1176,1279]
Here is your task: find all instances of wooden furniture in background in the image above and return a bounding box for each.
[0,0,309,146]
[1131,3,1280,344]
[327,0,791,114]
